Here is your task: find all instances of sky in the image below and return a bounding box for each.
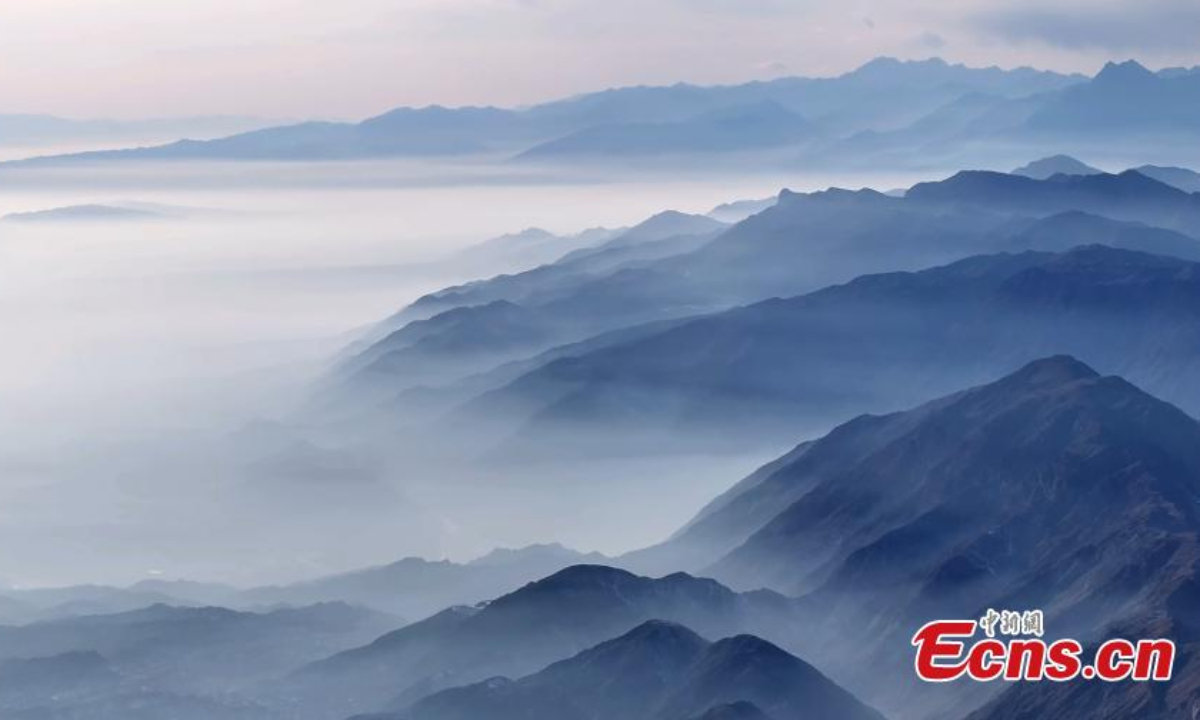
[1,0,1198,120]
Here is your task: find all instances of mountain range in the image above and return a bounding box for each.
[387,620,885,720]
[333,167,1200,429]
[632,356,1200,719]
[0,602,396,719]
[5,357,1200,719]
[0,543,606,626]
[1,57,1085,166]
[456,242,1200,455]
[282,565,797,719]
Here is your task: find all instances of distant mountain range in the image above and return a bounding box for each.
[0,543,606,625]
[2,204,165,223]
[1011,154,1101,179]
[462,244,1200,454]
[335,167,1200,423]
[0,113,281,150]
[0,601,396,718]
[517,100,819,159]
[1,57,1086,166]
[1010,155,1200,192]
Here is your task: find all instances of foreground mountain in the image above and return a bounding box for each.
[283,565,794,719]
[465,245,1200,453]
[393,620,884,720]
[642,356,1200,718]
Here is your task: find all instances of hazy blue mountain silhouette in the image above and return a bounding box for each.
[2,204,163,223]
[518,101,818,159]
[1010,154,1102,179]
[240,543,607,620]
[454,226,624,275]
[465,245,1200,453]
[906,169,1200,235]
[0,602,394,695]
[391,620,883,720]
[1024,60,1200,137]
[338,170,1200,432]
[815,61,1200,167]
[1135,163,1200,192]
[285,566,794,719]
[5,57,1082,164]
[336,211,726,395]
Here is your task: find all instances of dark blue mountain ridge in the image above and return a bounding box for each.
[283,565,796,719]
[387,620,884,720]
[340,167,1200,416]
[651,355,1200,718]
[462,244,1200,454]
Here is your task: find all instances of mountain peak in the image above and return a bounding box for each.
[1000,355,1101,391]
[1094,59,1156,85]
[1011,154,1102,179]
[613,618,707,645]
[690,701,773,720]
[518,564,638,593]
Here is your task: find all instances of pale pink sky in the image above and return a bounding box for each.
[2,0,1197,120]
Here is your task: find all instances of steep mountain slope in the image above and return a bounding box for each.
[670,357,1200,718]
[284,566,794,719]
[396,621,884,720]
[466,245,1200,452]
[967,617,1200,720]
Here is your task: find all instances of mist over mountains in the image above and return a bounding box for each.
[5,56,1178,170]
[7,33,1200,720]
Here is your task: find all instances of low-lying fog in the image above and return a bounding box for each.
[0,159,931,589]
